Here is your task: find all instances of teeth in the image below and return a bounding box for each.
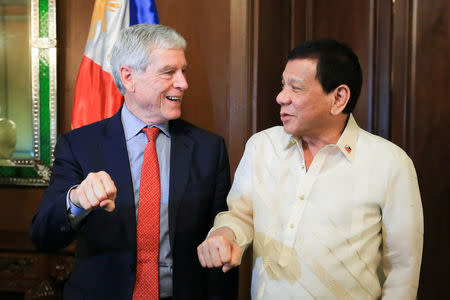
[167,96,181,102]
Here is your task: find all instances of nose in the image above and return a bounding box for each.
[276,88,290,105]
[174,71,188,91]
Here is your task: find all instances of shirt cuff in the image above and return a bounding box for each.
[66,185,91,225]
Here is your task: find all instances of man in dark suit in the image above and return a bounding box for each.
[30,24,238,300]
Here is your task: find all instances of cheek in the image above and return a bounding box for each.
[291,103,304,116]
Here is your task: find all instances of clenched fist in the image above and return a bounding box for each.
[69,171,117,212]
[197,227,241,273]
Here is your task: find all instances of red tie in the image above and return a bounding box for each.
[133,127,160,300]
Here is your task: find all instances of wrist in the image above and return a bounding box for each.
[210,226,236,242]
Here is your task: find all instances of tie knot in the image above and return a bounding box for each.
[142,126,160,142]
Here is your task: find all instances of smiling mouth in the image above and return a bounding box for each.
[166,96,181,102]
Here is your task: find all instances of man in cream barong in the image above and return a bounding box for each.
[197,39,423,299]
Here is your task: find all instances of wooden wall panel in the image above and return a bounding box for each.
[371,0,391,138]
[57,0,95,134]
[228,0,253,173]
[309,0,374,130]
[252,0,291,132]
[392,0,450,298]
[391,0,412,148]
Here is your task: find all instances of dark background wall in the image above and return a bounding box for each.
[0,0,448,299]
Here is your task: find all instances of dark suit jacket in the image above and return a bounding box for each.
[30,110,238,299]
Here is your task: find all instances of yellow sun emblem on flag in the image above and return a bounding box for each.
[88,0,121,41]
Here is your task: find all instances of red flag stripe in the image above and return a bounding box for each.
[71,56,123,129]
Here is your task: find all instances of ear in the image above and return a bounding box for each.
[120,65,135,93]
[330,84,350,115]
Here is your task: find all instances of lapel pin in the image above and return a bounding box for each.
[345,145,352,153]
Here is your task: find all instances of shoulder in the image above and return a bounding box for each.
[246,126,288,148]
[67,119,107,137]
[62,113,120,141]
[357,128,414,167]
[56,115,118,154]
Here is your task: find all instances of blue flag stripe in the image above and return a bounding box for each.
[130,0,159,25]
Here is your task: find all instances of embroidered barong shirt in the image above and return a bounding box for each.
[212,114,423,299]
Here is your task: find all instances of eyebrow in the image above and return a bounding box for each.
[158,65,176,72]
[158,64,188,73]
[282,76,303,85]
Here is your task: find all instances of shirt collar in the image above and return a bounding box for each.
[284,135,298,150]
[335,114,359,162]
[121,104,170,141]
[282,113,359,162]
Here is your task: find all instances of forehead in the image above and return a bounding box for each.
[148,48,187,65]
[282,58,318,80]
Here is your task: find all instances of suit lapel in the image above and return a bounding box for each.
[168,119,194,248]
[100,110,136,222]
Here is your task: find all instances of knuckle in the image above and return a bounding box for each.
[110,187,118,197]
[98,190,107,200]
[212,236,223,246]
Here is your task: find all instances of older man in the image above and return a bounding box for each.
[30,24,237,300]
[198,39,423,299]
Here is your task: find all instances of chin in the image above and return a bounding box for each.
[282,124,294,135]
[165,111,181,121]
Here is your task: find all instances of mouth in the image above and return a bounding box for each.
[166,96,182,102]
[280,113,291,122]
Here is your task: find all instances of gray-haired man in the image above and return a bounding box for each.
[31,24,238,300]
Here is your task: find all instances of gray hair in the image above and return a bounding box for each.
[110,24,186,95]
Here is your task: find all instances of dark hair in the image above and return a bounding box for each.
[287,39,362,114]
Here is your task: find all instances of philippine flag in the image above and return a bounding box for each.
[71,0,159,129]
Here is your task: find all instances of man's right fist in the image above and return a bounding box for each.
[69,171,117,212]
[197,227,242,273]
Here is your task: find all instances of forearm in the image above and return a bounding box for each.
[29,135,82,250]
[30,187,76,250]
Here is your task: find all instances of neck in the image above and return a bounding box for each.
[124,99,165,125]
[301,114,349,157]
